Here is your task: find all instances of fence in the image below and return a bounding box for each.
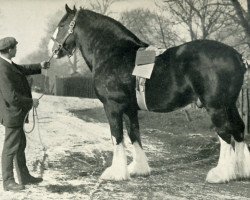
[29,74,50,93]
[54,73,250,133]
[55,76,96,98]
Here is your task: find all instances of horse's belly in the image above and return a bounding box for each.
[144,80,195,112]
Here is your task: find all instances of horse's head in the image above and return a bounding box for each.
[48,4,79,59]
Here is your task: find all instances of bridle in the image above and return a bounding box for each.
[49,10,80,62]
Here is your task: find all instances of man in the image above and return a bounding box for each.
[0,37,50,191]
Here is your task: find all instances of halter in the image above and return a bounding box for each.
[49,10,80,61]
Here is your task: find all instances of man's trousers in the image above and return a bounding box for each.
[2,126,30,185]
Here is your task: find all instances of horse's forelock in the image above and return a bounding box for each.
[58,12,71,26]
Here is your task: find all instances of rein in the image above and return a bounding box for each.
[50,10,80,58]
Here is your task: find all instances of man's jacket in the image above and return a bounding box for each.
[0,58,41,127]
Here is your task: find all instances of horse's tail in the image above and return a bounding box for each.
[235,52,248,73]
[244,59,249,71]
[237,54,249,89]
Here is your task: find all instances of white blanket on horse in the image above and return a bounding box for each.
[132,46,165,110]
[132,46,165,79]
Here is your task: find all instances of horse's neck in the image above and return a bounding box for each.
[76,28,116,72]
[74,28,93,71]
[75,16,146,72]
[80,49,93,72]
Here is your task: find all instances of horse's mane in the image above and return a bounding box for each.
[79,9,148,48]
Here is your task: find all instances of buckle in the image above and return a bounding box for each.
[136,77,146,92]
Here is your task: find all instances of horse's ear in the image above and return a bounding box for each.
[65,4,72,13]
[73,5,77,12]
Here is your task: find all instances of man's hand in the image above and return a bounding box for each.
[40,61,50,69]
[32,98,39,108]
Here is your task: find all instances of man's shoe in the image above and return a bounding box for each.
[22,176,43,185]
[3,181,25,191]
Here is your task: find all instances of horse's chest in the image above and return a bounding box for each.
[93,70,133,102]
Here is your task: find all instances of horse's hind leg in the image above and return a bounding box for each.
[124,108,150,176]
[206,105,250,183]
[230,106,250,179]
[206,106,236,183]
[100,101,130,181]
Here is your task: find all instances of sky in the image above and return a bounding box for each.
[0,0,156,62]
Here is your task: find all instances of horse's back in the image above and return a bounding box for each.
[145,40,246,112]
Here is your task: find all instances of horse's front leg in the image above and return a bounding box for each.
[124,109,150,177]
[100,101,130,181]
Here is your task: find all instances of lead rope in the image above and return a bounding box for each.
[22,8,79,174]
[23,45,54,134]
[23,105,48,178]
[22,9,81,177]
[33,107,48,178]
[23,68,48,135]
[23,67,50,177]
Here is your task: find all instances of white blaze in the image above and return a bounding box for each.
[48,27,59,56]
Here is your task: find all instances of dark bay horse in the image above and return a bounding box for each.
[49,4,250,183]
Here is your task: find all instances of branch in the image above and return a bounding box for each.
[248,0,250,14]
[230,0,249,31]
[156,14,168,48]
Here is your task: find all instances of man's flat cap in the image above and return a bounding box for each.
[0,37,18,50]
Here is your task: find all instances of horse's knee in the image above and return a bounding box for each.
[124,110,141,146]
[104,103,125,144]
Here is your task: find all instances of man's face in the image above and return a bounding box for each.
[9,45,17,58]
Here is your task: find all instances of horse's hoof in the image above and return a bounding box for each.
[128,162,151,177]
[100,167,130,181]
[235,142,250,179]
[206,168,226,183]
[206,167,235,183]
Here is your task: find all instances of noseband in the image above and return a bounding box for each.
[50,10,80,59]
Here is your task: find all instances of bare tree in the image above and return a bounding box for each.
[81,0,120,15]
[230,0,250,49]
[120,8,181,48]
[161,0,235,41]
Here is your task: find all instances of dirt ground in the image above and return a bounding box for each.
[0,94,250,200]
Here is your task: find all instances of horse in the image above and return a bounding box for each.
[49,4,250,183]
